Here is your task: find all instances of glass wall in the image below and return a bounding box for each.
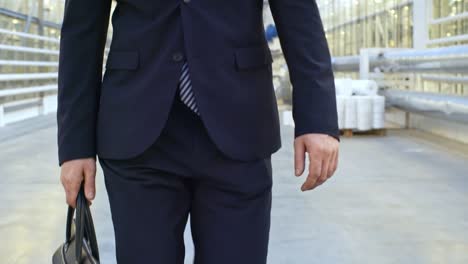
[0,0,64,37]
[430,0,468,46]
[0,0,115,93]
[317,0,414,57]
[0,0,115,43]
[427,0,467,95]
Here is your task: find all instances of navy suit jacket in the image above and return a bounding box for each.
[57,0,339,166]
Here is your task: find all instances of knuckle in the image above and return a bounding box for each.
[314,169,322,177]
[304,141,315,151]
[320,147,329,155]
[314,143,323,152]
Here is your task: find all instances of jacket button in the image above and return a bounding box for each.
[172,52,184,62]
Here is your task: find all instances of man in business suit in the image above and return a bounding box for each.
[57,0,340,263]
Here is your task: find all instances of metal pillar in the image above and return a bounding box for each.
[359,49,370,80]
[37,0,44,36]
[412,0,430,49]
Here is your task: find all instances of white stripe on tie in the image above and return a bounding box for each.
[178,60,199,115]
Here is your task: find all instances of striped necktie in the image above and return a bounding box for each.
[178,60,199,115]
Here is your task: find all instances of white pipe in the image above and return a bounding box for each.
[382,89,468,124]
[332,46,468,72]
[383,45,468,58]
[421,74,468,84]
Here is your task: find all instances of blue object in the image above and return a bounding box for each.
[265,24,277,42]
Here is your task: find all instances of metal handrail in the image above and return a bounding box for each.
[0,44,59,55]
[0,85,58,127]
[0,60,58,67]
[0,18,110,54]
[0,73,58,82]
[0,85,57,98]
[428,34,468,46]
[0,28,60,43]
[430,12,468,25]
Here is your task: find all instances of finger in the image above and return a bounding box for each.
[61,170,81,208]
[328,148,338,177]
[294,140,306,176]
[65,182,80,208]
[83,164,96,201]
[316,156,330,187]
[301,151,322,191]
[334,147,340,172]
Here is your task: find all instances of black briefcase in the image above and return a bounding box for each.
[52,183,100,264]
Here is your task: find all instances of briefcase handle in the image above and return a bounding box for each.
[65,183,100,262]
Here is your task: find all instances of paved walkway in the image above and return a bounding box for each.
[1,114,468,264]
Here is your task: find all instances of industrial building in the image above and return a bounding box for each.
[1,1,468,263]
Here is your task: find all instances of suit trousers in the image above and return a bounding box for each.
[98,94,273,264]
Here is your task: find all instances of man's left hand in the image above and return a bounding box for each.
[294,133,339,191]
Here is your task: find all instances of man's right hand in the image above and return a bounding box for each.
[60,158,96,208]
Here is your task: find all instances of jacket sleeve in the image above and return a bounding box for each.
[268,0,340,141]
[57,0,113,166]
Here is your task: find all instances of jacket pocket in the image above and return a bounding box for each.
[105,50,140,70]
[234,45,273,70]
